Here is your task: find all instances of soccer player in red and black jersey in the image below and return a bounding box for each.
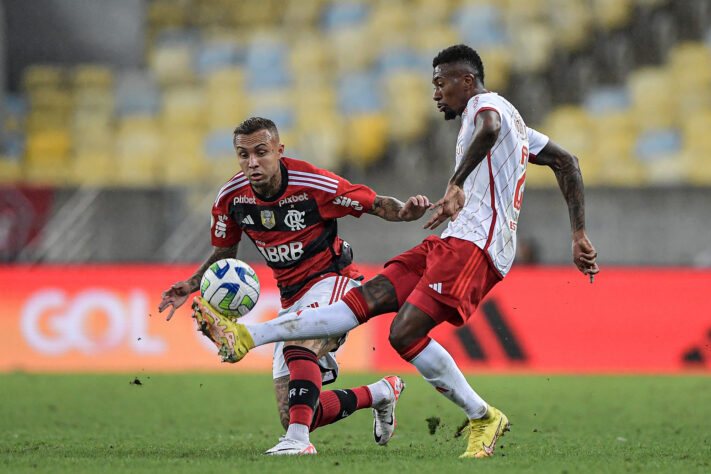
[159,117,429,455]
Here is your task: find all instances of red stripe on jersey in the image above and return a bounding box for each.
[472,106,500,124]
[483,152,497,252]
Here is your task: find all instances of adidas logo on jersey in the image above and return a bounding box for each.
[241,215,254,225]
[428,283,443,294]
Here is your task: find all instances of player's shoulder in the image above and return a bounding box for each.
[213,170,250,207]
[283,156,342,192]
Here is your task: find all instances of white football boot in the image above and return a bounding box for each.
[372,375,406,446]
[264,436,317,455]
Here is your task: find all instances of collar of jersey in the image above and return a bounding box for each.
[251,160,289,202]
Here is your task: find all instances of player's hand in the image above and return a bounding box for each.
[572,232,599,281]
[398,194,430,221]
[424,183,465,229]
[158,281,193,321]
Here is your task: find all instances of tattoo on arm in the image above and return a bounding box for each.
[533,141,586,233]
[450,110,500,187]
[358,275,399,315]
[273,375,291,430]
[186,243,239,293]
[368,195,405,221]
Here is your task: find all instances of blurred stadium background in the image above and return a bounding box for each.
[1,0,711,266]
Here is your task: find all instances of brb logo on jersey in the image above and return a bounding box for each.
[214,214,229,238]
[284,210,306,231]
[257,241,304,263]
[332,196,363,211]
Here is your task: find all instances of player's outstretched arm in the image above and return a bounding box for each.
[425,109,501,229]
[368,194,430,222]
[531,139,599,278]
[158,243,239,320]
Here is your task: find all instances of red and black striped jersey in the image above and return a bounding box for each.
[211,157,376,308]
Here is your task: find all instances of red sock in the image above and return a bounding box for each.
[283,345,322,426]
[396,336,431,362]
[342,288,371,324]
[310,386,373,431]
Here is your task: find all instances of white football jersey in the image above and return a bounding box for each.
[441,92,549,276]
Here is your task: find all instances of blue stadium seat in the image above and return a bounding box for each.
[195,39,243,78]
[114,70,161,116]
[635,128,682,161]
[338,72,382,116]
[322,1,370,31]
[246,39,290,89]
[453,3,508,48]
[583,86,631,115]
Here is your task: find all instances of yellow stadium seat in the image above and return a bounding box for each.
[22,65,64,91]
[541,106,593,157]
[546,0,594,50]
[69,151,116,187]
[206,93,249,130]
[628,67,674,129]
[282,0,325,26]
[592,0,633,30]
[478,47,513,91]
[383,72,430,142]
[509,23,554,73]
[161,87,206,129]
[0,157,22,184]
[25,111,69,133]
[114,122,162,186]
[412,24,461,57]
[160,132,210,185]
[149,43,195,86]
[645,154,686,186]
[72,65,113,89]
[25,129,71,164]
[289,34,333,77]
[343,113,388,167]
[327,27,376,74]
[296,123,346,170]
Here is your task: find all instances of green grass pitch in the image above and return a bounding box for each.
[1,373,710,473]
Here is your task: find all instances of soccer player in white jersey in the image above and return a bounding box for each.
[193,45,599,458]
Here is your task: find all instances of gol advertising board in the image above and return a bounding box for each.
[0,265,709,373]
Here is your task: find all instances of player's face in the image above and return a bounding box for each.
[234,129,284,190]
[432,64,471,120]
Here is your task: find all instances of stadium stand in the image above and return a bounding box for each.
[2,0,711,188]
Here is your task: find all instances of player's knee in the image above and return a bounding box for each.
[388,319,411,352]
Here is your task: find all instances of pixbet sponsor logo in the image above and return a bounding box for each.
[332,196,363,211]
[20,289,165,355]
[278,192,308,207]
[233,195,257,205]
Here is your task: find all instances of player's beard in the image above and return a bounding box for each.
[444,109,457,120]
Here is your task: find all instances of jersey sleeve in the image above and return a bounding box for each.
[317,169,377,219]
[470,94,503,123]
[527,127,550,163]
[210,199,241,247]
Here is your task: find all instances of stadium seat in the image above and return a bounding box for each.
[592,0,634,30]
[0,156,22,184]
[628,67,674,130]
[69,151,115,186]
[453,3,508,49]
[21,65,64,91]
[149,34,197,86]
[383,71,430,142]
[114,70,161,117]
[160,131,209,185]
[343,113,388,167]
[245,35,290,89]
[195,39,242,78]
[161,86,206,129]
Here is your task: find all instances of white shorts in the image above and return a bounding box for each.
[272,275,361,384]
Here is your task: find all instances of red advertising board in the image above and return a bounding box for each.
[0,264,709,373]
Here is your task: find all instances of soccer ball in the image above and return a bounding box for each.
[200,258,260,318]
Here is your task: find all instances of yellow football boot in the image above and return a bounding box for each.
[191,296,255,363]
[459,405,510,458]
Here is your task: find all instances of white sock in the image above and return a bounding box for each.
[367,378,392,408]
[409,339,488,419]
[245,300,359,347]
[285,422,310,443]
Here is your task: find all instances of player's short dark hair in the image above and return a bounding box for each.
[233,117,279,138]
[432,44,485,83]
